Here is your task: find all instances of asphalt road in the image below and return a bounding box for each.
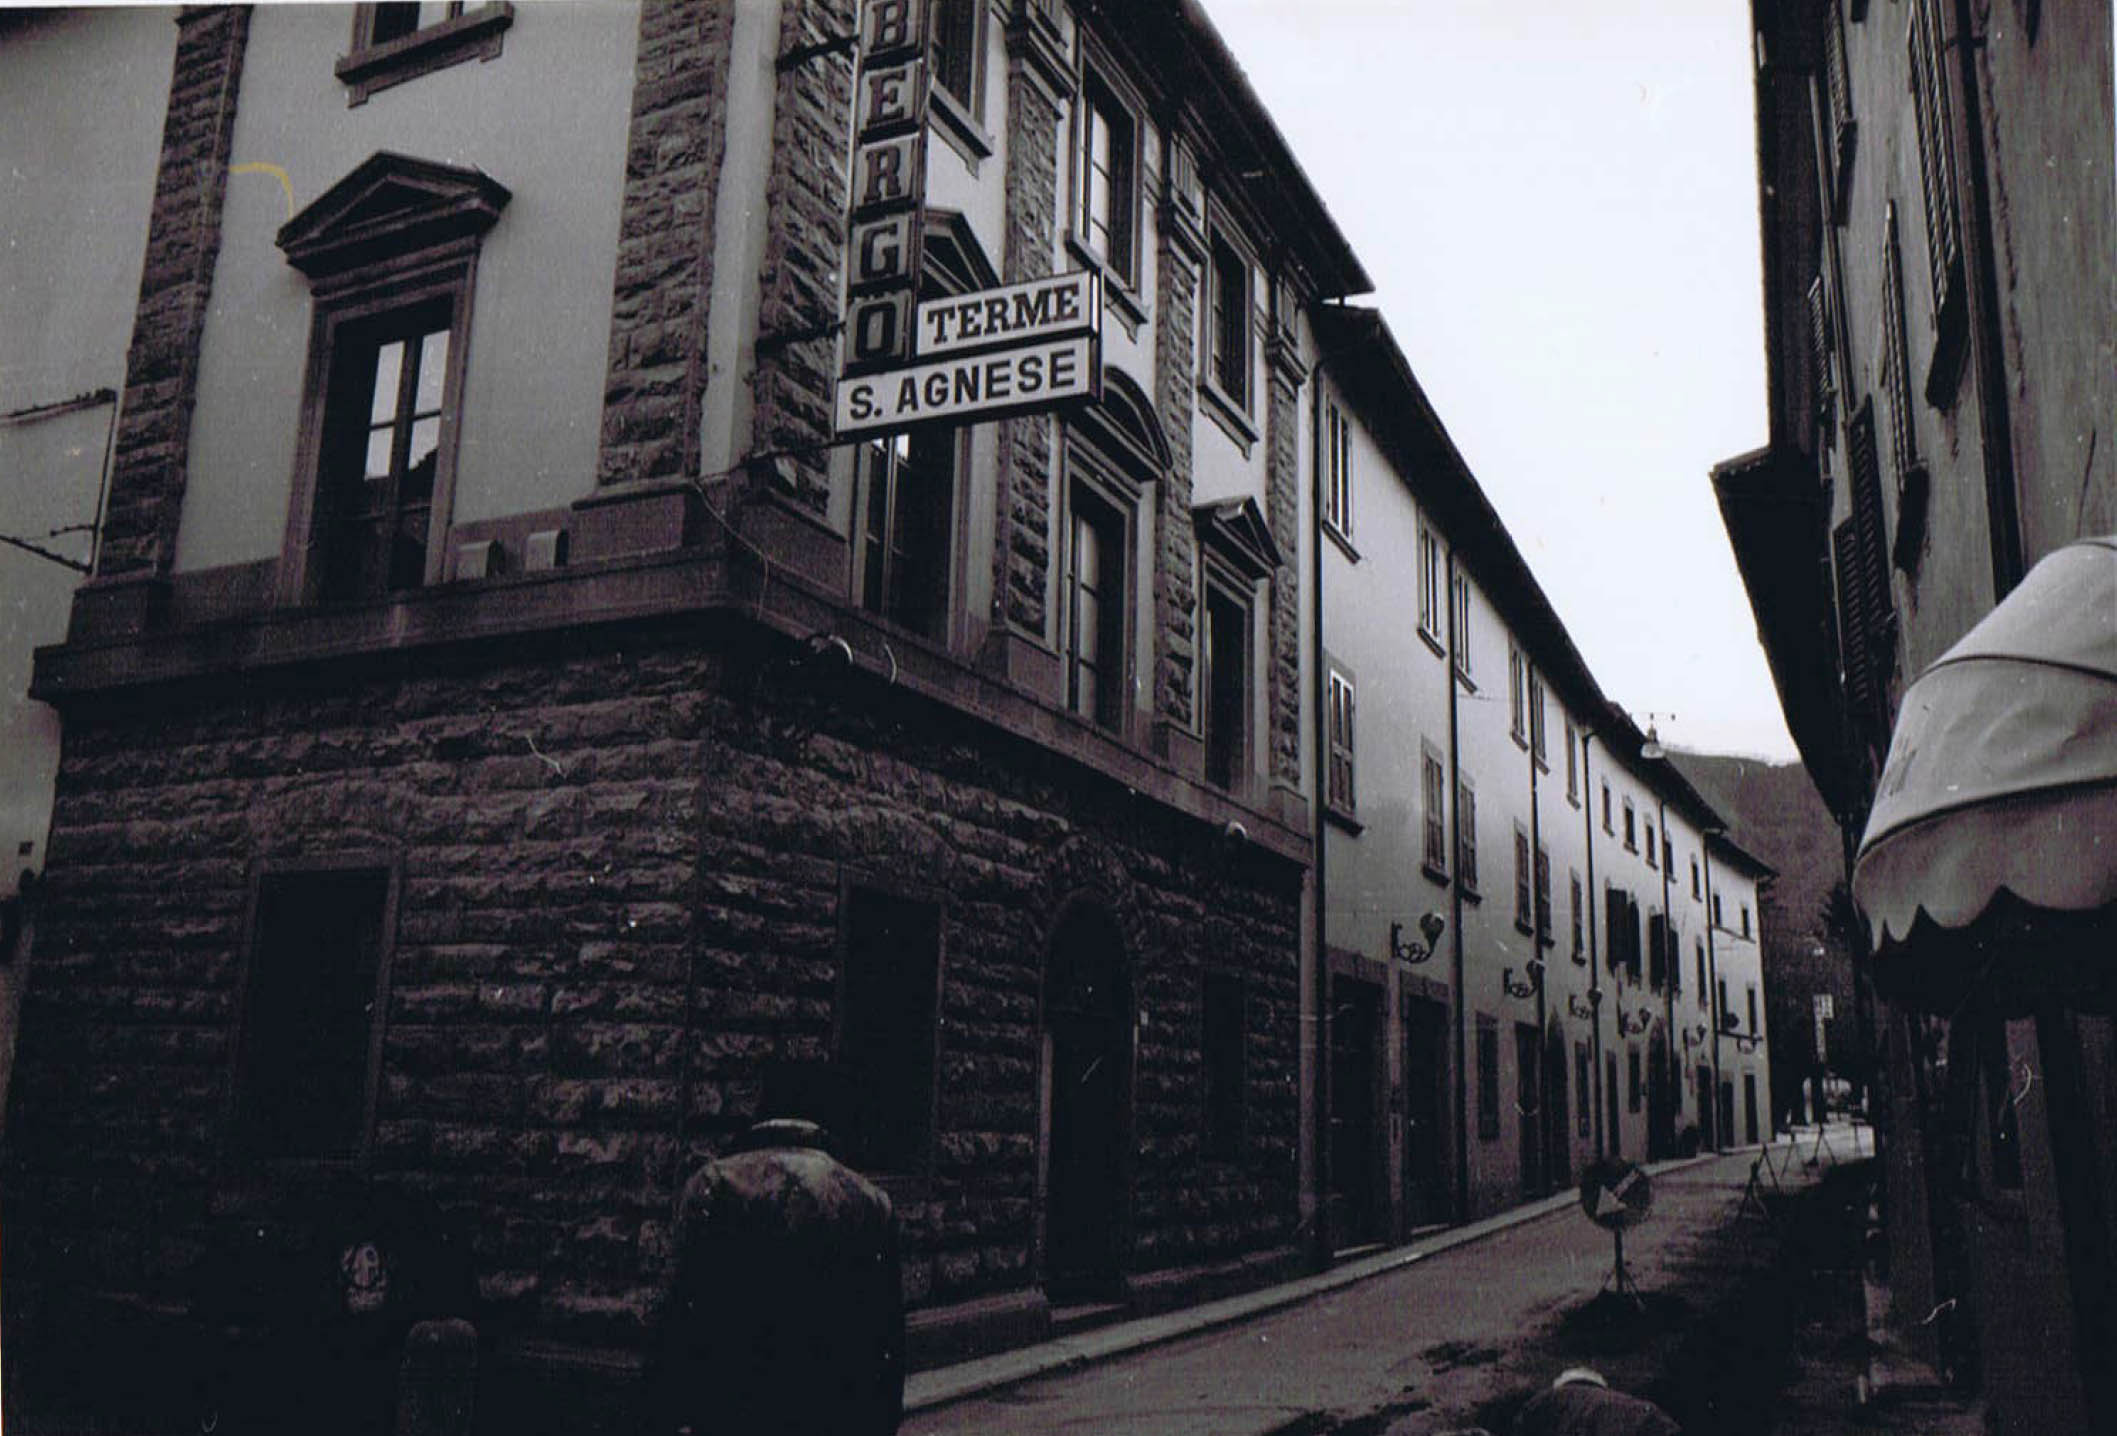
[905,1133,1870,1436]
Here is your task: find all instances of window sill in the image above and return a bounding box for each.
[1324,804,1363,836]
[1417,626,1445,659]
[1197,375,1257,455]
[1515,917,1535,937]
[1460,883,1482,905]
[1454,664,1475,692]
[1571,949,1587,966]
[337,2,515,106]
[928,85,993,170]
[1511,730,1528,752]
[1063,233,1145,339]
[1324,521,1360,565]
[1420,860,1450,888]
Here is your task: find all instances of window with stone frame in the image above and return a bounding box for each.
[1514,824,1534,934]
[1645,818,1658,869]
[233,865,395,1160]
[1202,581,1250,792]
[1457,773,1479,895]
[1601,779,1613,835]
[1324,401,1354,543]
[1622,798,1637,852]
[1508,641,1527,743]
[929,0,985,122]
[1421,744,1448,876]
[837,884,943,1173]
[856,429,959,641]
[277,155,507,606]
[1326,665,1357,821]
[1207,228,1252,412]
[1064,480,1128,731]
[1452,571,1472,680]
[1417,521,1442,641]
[1528,672,1548,768]
[1074,66,1139,286]
[1203,971,1245,1159]
[1879,202,1930,567]
[1906,0,1968,404]
[339,3,514,106]
[1476,1015,1500,1140]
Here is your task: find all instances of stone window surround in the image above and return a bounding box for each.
[1198,213,1259,453]
[337,2,515,107]
[1323,659,1357,829]
[1065,50,1147,313]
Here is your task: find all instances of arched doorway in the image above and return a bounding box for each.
[1042,903,1131,1297]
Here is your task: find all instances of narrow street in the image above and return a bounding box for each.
[907,1130,1875,1436]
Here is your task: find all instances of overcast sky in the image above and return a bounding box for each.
[1201,0,1798,762]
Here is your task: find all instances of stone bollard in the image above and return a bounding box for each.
[648,1118,904,1436]
[393,1317,478,1436]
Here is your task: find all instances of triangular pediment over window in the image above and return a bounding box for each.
[278,151,511,279]
[1194,496,1281,582]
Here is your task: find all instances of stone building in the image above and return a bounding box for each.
[2,2,1369,1427]
[1717,0,2117,1429]
[1311,307,1774,1245]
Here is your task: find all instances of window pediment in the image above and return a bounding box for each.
[1194,495,1281,583]
[278,151,511,280]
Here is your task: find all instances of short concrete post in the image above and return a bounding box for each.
[394,1318,477,1436]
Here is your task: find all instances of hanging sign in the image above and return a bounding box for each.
[844,0,929,374]
[834,331,1099,436]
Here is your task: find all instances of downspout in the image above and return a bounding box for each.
[1704,836,1725,1151]
[1582,731,1604,1158]
[1946,0,2025,598]
[1445,550,1468,1223]
[1526,675,1546,1188]
[1656,796,1676,1154]
[1308,349,1331,1266]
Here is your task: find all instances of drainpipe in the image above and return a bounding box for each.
[1445,550,1468,1224]
[1703,835,1725,1150]
[1582,730,1604,1158]
[1526,674,1547,1188]
[1308,354,1331,1266]
[1655,795,1676,1154]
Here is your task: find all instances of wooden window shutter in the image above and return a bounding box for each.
[1822,1,1855,212]
[1908,0,1967,403]
[1807,274,1837,436]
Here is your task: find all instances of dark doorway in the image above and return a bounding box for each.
[1402,996,1449,1227]
[1606,1052,1622,1156]
[1515,1022,1543,1198]
[1743,1073,1760,1144]
[1697,1063,1716,1149]
[1044,905,1130,1297]
[1329,976,1384,1247]
[1543,1026,1571,1191]
[1647,1030,1674,1158]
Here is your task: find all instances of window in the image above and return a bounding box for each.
[1065,484,1127,729]
[1514,825,1533,933]
[1575,1043,1592,1138]
[1326,667,1357,820]
[1324,402,1353,541]
[1717,978,1731,1028]
[1203,972,1245,1159]
[1076,70,1137,283]
[1565,719,1580,804]
[1644,820,1657,869]
[1421,746,1448,875]
[1203,584,1249,791]
[1570,871,1585,959]
[1816,0,1855,218]
[1696,940,1707,1008]
[1508,642,1527,742]
[1690,856,1701,899]
[1741,904,1751,939]
[1528,674,1548,766]
[1207,230,1251,410]
[1746,984,1758,1034]
[857,429,958,640]
[277,154,506,605]
[839,886,942,1172]
[1416,522,1442,639]
[1534,843,1552,946]
[1713,893,1725,927]
[1601,781,1613,835]
[1907,0,1967,402]
[930,0,984,117]
[1627,1048,1643,1113]
[1476,1016,1500,1140]
[1648,911,1667,988]
[1661,832,1673,871]
[234,867,394,1159]
[339,3,515,106]
[1622,799,1637,852]
[1835,403,1897,740]
[1456,775,1479,894]
[1452,572,1472,678]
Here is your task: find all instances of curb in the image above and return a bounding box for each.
[905,1149,1726,1415]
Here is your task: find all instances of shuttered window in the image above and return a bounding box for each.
[1907,0,1967,403]
[1817,0,1856,218]
[1835,402,1896,736]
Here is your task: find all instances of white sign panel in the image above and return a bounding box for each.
[914,271,1099,358]
[833,333,1099,436]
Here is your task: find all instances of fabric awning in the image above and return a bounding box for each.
[1852,537,2117,956]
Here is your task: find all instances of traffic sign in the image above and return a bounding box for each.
[1578,1156,1654,1231]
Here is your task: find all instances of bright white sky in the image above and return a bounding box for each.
[1201,0,1799,762]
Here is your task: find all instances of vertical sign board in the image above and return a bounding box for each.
[847,0,929,374]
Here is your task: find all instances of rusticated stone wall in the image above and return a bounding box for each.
[1264,350,1305,786]
[96,5,249,579]
[3,621,1301,1402]
[1152,222,1203,734]
[597,0,735,488]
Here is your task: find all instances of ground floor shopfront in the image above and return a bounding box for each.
[1,613,1310,1432]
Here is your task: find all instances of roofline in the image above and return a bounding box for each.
[1706,827,1777,879]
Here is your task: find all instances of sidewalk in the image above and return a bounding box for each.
[906,1142,1757,1420]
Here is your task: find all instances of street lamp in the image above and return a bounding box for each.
[1390,911,1447,964]
[1502,959,1545,1000]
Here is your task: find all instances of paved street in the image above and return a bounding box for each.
[907,1129,1875,1436]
